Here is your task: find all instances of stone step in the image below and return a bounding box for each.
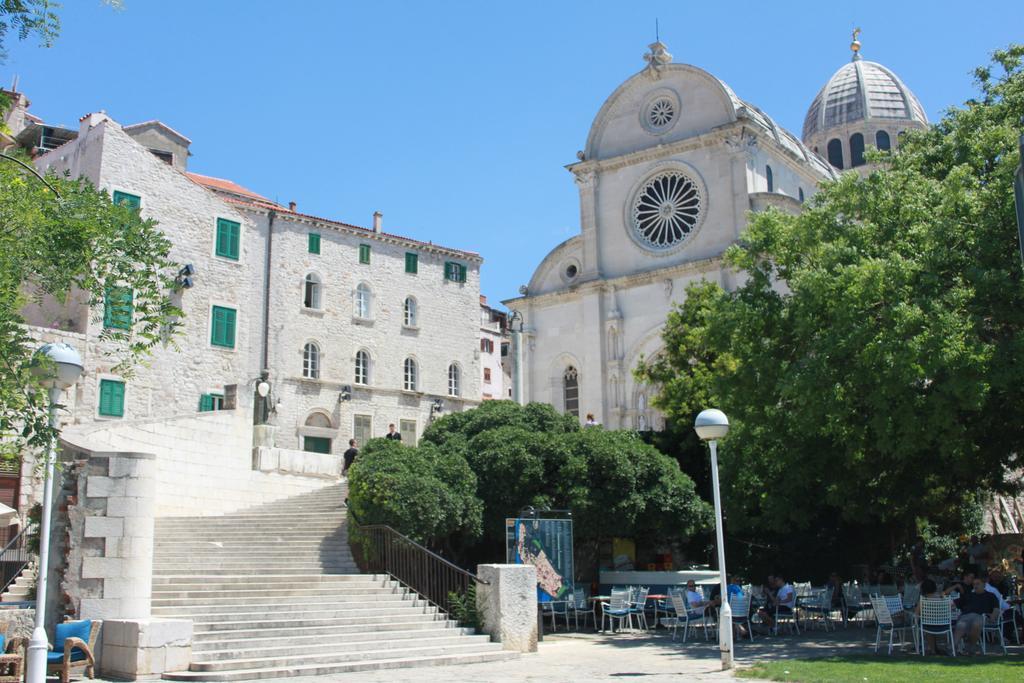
[161,650,518,681]
[151,586,405,600]
[152,573,375,585]
[153,544,350,552]
[152,593,419,610]
[193,617,454,638]
[152,551,353,560]
[152,567,361,577]
[153,603,436,619]
[151,562,359,571]
[154,532,347,540]
[192,626,468,651]
[185,642,505,673]
[191,633,492,662]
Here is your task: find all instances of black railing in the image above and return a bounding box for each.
[348,513,487,614]
[0,528,32,598]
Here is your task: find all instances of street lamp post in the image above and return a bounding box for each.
[27,343,84,683]
[695,408,732,670]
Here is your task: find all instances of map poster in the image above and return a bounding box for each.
[506,517,574,603]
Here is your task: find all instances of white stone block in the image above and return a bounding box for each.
[476,564,538,653]
[105,496,140,517]
[87,476,125,498]
[84,516,124,538]
[80,597,122,620]
[82,556,124,579]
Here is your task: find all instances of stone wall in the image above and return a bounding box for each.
[252,446,341,478]
[63,411,332,518]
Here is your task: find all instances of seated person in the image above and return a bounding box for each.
[758,575,795,631]
[708,575,743,607]
[943,571,974,597]
[683,580,709,613]
[953,577,1000,655]
[825,572,845,608]
[915,578,946,655]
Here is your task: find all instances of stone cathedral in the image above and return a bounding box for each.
[504,35,928,429]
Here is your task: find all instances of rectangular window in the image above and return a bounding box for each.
[354,414,372,446]
[215,218,241,260]
[359,244,371,264]
[399,419,417,446]
[103,287,133,330]
[480,339,494,353]
[98,379,125,417]
[308,232,321,254]
[198,393,225,412]
[303,436,332,454]
[445,261,467,282]
[405,252,418,274]
[210,306,237,348]
[484,368,492,383]
[112,190,141,211]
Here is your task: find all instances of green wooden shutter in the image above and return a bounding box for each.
[112,191,141,211]
[308,232,321,254]
[405,252,418,274]
[99,379,125,417]
[216,218,240,260]
[458,264,467,282]
[103,287,133,330]
[199,394,214,412]
[445,261,454,281]
[211,306,237,348]
[359,244,370,264]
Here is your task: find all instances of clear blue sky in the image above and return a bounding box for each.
[5,1,1022,306]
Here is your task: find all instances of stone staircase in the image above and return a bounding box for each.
[153,483,513,681]
[0,565,35,602]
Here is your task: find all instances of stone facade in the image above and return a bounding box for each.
[504,42,835,429]
[27,108,484,455]
[479,297,510,400]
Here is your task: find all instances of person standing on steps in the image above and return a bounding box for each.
[384,423,402,441]
[342,439,358,481]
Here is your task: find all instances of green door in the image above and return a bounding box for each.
[303,436,331,454]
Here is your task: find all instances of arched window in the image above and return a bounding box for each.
[798,187,805,203]
[302,342,320,379]
[354,283,371,319]
[563,366,579,418]
[302,412,332,453]
[403,358,418,392]
[354,350,370,385]
[404,296,417,327]
[876,130,891,151]
[766,165,774,193]
[448,363,460,397]
[827,138,844,169]
[305,411,331,428]
[850,133,865,167]
[303,273,322,309]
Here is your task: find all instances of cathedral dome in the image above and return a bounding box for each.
[801,32,928,170]
[802,59,927,142]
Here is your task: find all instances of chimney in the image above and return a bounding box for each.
[288,201,297,212]
[373,211,382,234]
[78,110,110,135]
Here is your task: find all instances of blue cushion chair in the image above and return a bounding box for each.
[47,619,99,683]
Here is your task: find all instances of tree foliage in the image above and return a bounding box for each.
[0,159,181,452]
[637,46,1024,561]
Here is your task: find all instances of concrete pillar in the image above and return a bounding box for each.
[475,564,537,653]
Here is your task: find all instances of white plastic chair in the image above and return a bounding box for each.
[628,586,651,630]
[870,595,913,654]
[981,610,1008,655]
[919,597,955,657]
[730,593,753,642]
[601,588,631,632]
[902,583,921,611]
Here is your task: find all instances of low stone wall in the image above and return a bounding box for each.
[253,446,341,478]
[62,411,333,517]
[0,608,35,639]
[102,618,191,679]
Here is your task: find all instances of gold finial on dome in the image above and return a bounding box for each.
[851,27,862,61]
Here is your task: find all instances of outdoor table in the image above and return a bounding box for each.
[647,594,669,628]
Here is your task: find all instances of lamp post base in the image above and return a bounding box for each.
[26,625,49,683]
[718,598,734,669]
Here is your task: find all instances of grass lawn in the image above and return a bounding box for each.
[737,655,1023,682]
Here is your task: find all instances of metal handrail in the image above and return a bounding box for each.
[0,527,32,597]
[348,511,487,615]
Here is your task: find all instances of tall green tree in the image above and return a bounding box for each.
[0,161,182,452]
[637,46,1024,561]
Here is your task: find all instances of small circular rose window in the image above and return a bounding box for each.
[648,98,676,128]
[631,171,701,249]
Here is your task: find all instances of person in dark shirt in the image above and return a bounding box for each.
[384,423,402,441]
[342,439,358,479]
[953,577,1000,653]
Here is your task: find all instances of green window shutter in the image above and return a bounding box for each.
[359,244,371,264]
[308,232,321,254]
[199,394,214,412]
[445,261,465,282]
[99,379,125,417]
[211,306,237,348]
[445,261,455,281]
[112,191,141,211]
[103,287,133,330]
[458,264,467,283]
[405,252,418,274]
[216,218,240,260]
